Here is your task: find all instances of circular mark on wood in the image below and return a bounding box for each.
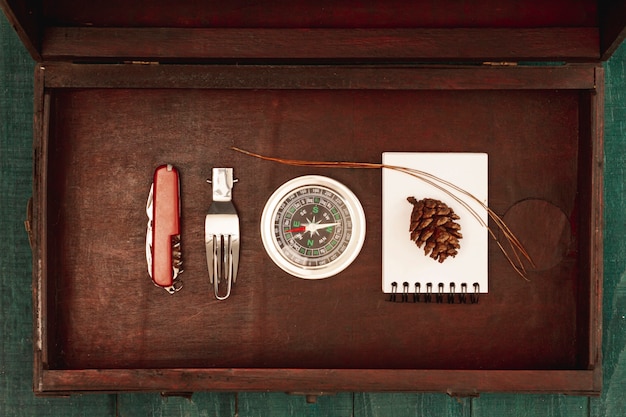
[502,199,571,272]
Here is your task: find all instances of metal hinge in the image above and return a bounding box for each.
[124,60,160,65]
[482,61,518,66]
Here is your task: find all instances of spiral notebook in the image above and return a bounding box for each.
[382,152,488,301]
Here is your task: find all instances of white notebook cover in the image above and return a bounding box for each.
[382,152,488,294]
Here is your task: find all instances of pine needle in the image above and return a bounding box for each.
[232,147,534,279]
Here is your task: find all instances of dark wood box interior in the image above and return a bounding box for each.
[37,64,602,385]
[1,0,618,394]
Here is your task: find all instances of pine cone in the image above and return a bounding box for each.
[407,197,462,263]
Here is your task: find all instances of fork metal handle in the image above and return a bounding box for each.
[211,167,235,202]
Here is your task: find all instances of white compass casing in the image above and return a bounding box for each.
[260,175,366,279]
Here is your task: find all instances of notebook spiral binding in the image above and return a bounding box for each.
[387,281,480,304]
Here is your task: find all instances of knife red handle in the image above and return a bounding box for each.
[151,165,181,288]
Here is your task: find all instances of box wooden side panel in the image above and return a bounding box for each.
[39,369,600,395]
[31,64,45,394]
[591,66,604,391]
[572,66,604,392]
[41,63,598,91]
[41,27,600,62]
[572,65,604,393]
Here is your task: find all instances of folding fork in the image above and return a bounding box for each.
[205,168,240,300]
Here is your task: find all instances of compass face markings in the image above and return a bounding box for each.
[273,186,351,267]
[260,175,366,279]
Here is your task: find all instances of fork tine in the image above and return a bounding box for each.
[215,234,222,284]
[230,236,240,284]
[213,235,222,297]
[213,235,232,300]
[206,232,215,284]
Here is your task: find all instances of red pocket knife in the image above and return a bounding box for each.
[146,164,183,294]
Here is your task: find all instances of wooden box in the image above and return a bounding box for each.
[2,0,624,396]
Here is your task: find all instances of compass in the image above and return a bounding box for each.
[260,175,366,279]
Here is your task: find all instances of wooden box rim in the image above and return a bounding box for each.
[29,62,605,395]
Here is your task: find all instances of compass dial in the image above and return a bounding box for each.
[261,176,366,279]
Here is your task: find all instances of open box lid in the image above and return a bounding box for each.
[1,0,625,63]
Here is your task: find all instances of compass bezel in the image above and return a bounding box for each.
[260,175,366,279]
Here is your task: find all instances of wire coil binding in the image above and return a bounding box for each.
[388,281,480,304]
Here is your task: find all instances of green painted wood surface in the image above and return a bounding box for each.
[2,10,626,417]
[593,36,626,417]
[0,12,117,417]
[473,395,589,417]
[116,393,236,417]
[354,393,470,417]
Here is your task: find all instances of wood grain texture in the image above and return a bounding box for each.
[38,369,601,394]
[117,393,235,417]
[236,393,353,417]
[472,394,589,417]
[38,85,590,375]
[40,27,601,62]
[41,63,598,91]
[354,393,470,417]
